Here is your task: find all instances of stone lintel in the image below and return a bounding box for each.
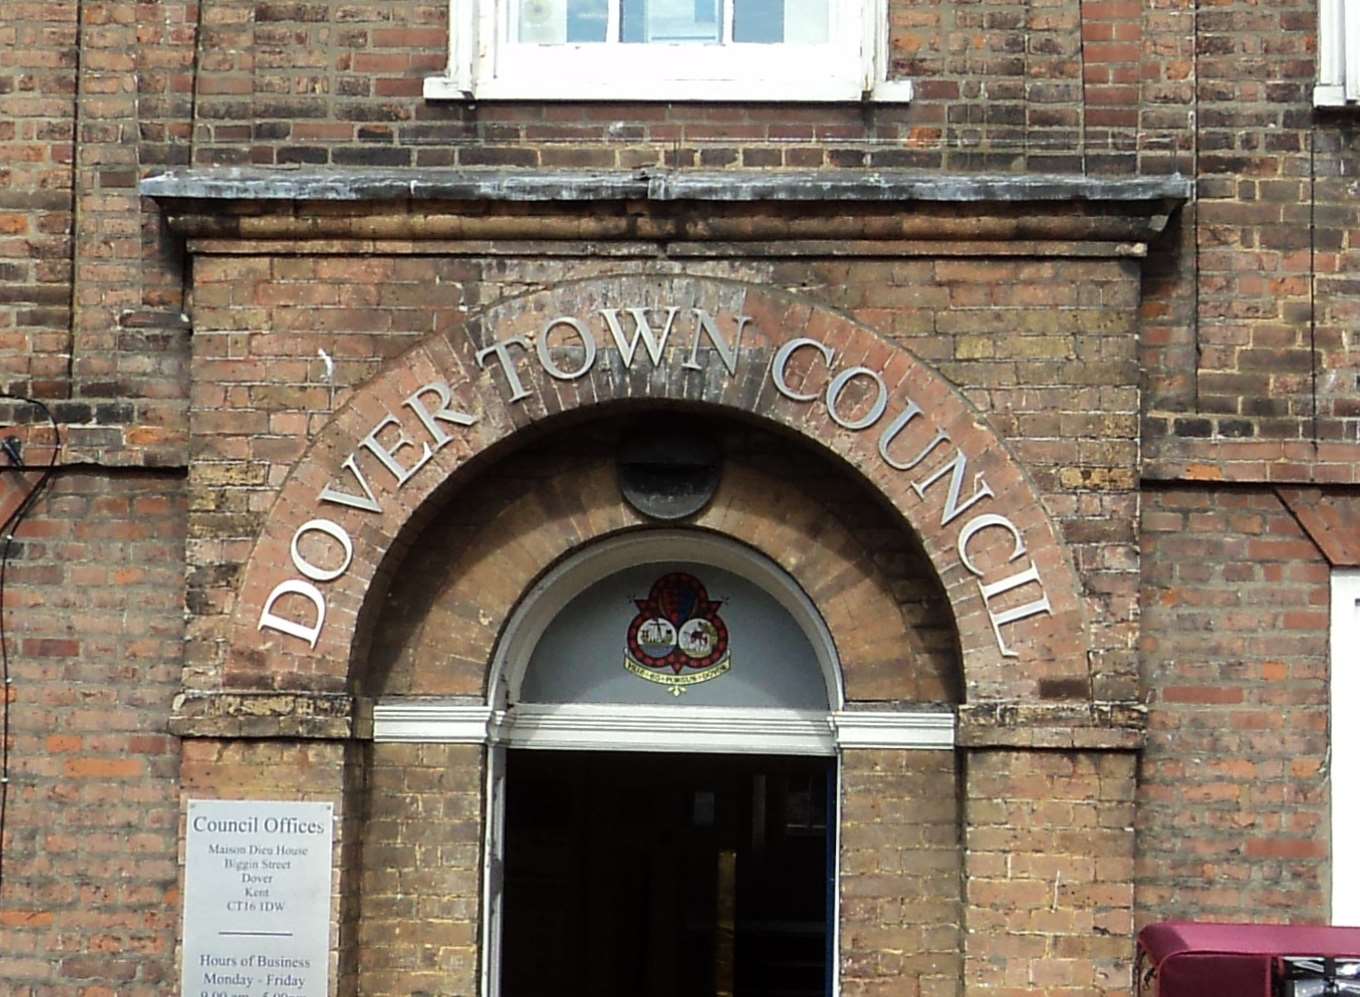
[170,690,356,739]
[142,166,1191,205]
[142,167,1189,246]
[956,700,1145,751]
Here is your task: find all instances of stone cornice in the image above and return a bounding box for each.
[141,167,1190,248]
[142,166,1191,205]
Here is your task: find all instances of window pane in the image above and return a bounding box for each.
[621,0,722,43]
[518,0,608,43]
[733,0,828,43]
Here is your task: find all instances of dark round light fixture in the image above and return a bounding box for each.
[617,429,722,521]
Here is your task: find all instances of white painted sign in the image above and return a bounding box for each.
[182,800,333,997]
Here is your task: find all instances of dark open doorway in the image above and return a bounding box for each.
[500,750,835,997]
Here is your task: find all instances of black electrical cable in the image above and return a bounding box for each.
[0,395,61,904]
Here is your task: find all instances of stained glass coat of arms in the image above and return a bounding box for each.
[625,572,731,695]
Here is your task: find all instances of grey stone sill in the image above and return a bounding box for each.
[168,689,1145,748]
[142,167,1192,206]
[170,690,356,739]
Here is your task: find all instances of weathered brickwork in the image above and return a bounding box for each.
[0,471,184,994]
[1139,484,1331,922]
[356,743,483,995]
[180,258,1135,705]
[0,1,76,401]
[181,0,1157,173]
[965,750,1136,995]
[1,0,1358,989]
[0,1,193,467]
[8,0,1358,463]
[1137,16,1360,466]
[841,749,963,997]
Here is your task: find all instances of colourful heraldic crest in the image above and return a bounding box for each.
[625,572,731,695]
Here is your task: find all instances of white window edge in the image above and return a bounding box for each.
[424,74,912,103]
[373,701,496,742]
[373,699,956,753]
[426,0,911,103]
[502,703,840,754]
[1316,0,1360,107]
[1316,84,1351,107]
[1332,568,1360,925]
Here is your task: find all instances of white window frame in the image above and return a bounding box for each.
[372,704,952,997]
[424,0,913,102]
[1316,0,1360,107]
[1332,568,1360,925]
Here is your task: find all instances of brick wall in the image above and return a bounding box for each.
[965,750,1136,994]
[355,743,483,995]
[173,255,1145,992]
[0,1,76,400]
[1138,484,1331,923]
[0,470,185,993]
[10,0,1360,465]
[841,749,963,997]
[10,0,1359,467]
[178,737,362,991]
[4,0,1359,988]
[184,0,1154,172]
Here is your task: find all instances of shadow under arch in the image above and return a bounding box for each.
[360,433,962,706]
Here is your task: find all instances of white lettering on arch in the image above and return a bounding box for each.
[360,412,433,487]
[319,454,382,514]
[957,513,1026,577]
[910,449,995,527]
[537,317,597,381]
[599,307,679,368]
[682,309,749,376]
[290,518,354,583]
[825,366,889,431]
[258,579,327,648]
[771,337,836,402]
[404,380,479,448]
[254,302,1061,663]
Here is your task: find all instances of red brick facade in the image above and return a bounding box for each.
[0,0,1357,993]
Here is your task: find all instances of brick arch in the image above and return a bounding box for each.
[370,461,955,704]
[228,274,1089,701]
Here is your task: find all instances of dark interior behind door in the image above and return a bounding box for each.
[500,750,834,997]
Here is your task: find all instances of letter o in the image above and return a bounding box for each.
[537,316,597,380]
[825,366,889,431]
[290,519,354,583]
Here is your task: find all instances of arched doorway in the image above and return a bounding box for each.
[175,267,1143,997]
[486,531,842,997]
[363,419,967,997]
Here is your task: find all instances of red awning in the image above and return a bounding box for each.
[1138,922,1360,997]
